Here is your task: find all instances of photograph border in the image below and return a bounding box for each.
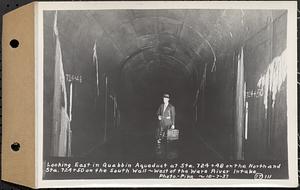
[36,1,298,188]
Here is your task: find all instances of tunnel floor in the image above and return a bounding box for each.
[84,121,223,161]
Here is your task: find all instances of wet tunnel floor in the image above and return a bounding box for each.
[85,125,223,162]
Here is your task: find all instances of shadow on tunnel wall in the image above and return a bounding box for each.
[42,9,288,163]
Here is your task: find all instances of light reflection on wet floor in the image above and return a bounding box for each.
[85,127,221,161]
[155,140,179,160]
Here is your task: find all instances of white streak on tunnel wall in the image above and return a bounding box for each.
[52,11,71,157]
[245,102,249,140]
[235,46,244,160]
[93,40,100,96]
[205,39,217,72]
[194,62,207,122]
[243,82,247,141]
[69,82,73,121]
[257,49,287,117]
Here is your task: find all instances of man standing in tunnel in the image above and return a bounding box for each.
[156,94,175,143]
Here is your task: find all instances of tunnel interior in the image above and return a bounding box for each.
[43,9,288,161]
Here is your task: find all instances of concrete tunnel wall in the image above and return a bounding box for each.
[43,10,287,160]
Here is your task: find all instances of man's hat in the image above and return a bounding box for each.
[163,93,170,99]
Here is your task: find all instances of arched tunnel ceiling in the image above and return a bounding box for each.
[53,9,286,77]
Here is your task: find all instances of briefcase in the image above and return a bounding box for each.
[167,129,179,140]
